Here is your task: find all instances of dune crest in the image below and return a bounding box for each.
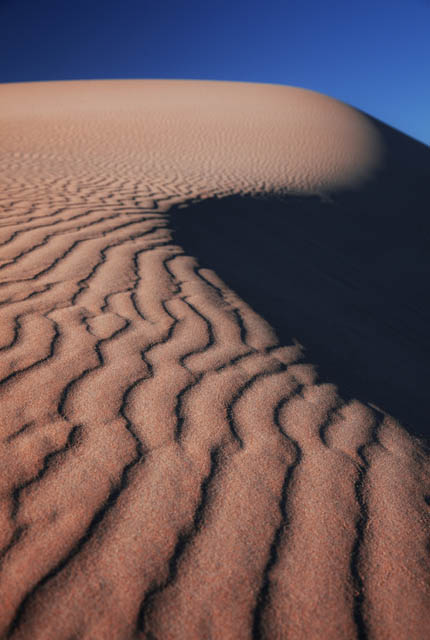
[0,80,429,639]
[1,79,383,194]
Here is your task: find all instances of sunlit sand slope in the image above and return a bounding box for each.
[0,80,429,640]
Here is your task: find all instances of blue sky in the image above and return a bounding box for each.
[1,0,429,143]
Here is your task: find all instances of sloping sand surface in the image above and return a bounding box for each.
[0,79,429,639]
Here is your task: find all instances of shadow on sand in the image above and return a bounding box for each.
[171,119,430,439]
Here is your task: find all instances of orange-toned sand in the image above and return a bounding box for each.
[0,80,429,640]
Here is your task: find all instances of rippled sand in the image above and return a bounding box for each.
[0,80,429,639]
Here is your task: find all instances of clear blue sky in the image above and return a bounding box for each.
[1,0,429,144]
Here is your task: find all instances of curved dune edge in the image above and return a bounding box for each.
[1,79,384,194]
[0,79,429,640]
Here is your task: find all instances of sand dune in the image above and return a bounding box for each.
[0,79,429,639]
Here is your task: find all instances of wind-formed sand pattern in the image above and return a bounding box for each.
[0,80,429,639]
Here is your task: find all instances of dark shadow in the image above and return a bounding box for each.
[171,121,430,439]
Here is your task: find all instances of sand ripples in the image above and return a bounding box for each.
[0,80,429,639]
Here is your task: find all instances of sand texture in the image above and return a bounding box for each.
[0,79,429,639]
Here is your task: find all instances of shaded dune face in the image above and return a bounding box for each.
[0,79,429,640]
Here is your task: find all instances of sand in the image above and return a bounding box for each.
[0,79,429,639]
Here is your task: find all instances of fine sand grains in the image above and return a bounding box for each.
[0,80,429,639]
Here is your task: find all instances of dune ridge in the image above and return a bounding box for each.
[0,80,429,639]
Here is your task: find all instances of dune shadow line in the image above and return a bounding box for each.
[170,141,430,438]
